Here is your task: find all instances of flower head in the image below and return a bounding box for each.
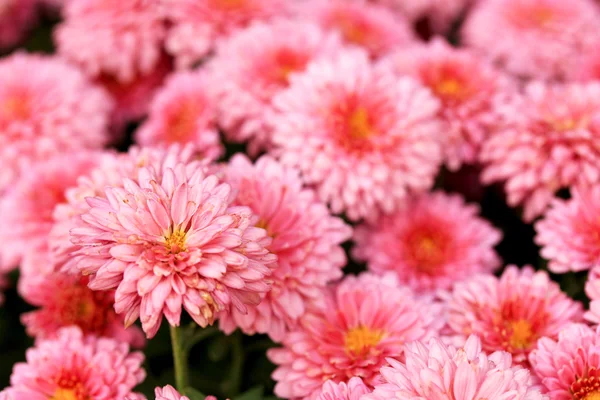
[268,273,443,399]
[0,53,112,192]
[316,378,370,400]
[443,266,584,365]
[135,70,223,160]
[270,49,442,221]
[364,335,546,400]
[208,19,340,154]
[480,82,600,221]
[155,385,189,400]
[218,155,352,341]
[571,42,600,82]
[0,327,145,400]
[353,191,501,292]
[0,0,37,48]
[462,0,600,80]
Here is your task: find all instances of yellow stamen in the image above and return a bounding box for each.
[585,393,600,400]
[345,325,384,355]
[164,228,187,254]
[508,319,534,350]
[348,107,372,139]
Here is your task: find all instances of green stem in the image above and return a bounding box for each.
[170,325,189,392]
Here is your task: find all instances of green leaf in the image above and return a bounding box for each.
[184,387,206,400]
[233,386,264,400]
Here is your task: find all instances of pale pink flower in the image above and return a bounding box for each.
[529,323,600,400]
[0,53,112,192]
[0,0,37,48]
[218,155,352,341]
[364,335,546,400]
[443,266,584,365]
[270,49,442,221]
[160,0,289,69]
[316,378,370,400]
[19,272,145,347]
[208,19,340,154]
[480,81,600,221]
[0,152,102,273]
[0,326,146,400]
[353,191,501,292]
[67,146,276,338]
[296,0,415,59]
[585,266,600,325]
[462,0,600,80]
[55,0,165,84]
[535,186,600,273]
[155,386,189,400]
[135,70,223,160]
[571,42,600,82]
[382,38,515,170]
[268,273,443,399]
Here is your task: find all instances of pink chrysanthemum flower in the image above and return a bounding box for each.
[529,323,600,400]
[316,378,371,400]
[160,0,289,69]
[364,335,545,400]
[135,70,223,160]
[270,49,442,221]
[0,152,101,273]
[443,266,584,365]
[55,0,165,84]
[208,19,340,154]
[0,53,112,192]
[296,0,415,59]
[218,155,352,341]
[353,191,501,292]
[571,42,600,82]
[382,38,515,170]
[480,82,600,222]
[0,0,37,48]
[68,146,276,338]
[19,272,145,348]
[535,186,600,274]
[462,0,600,80]
[268,273,443,399]
[155,386,189,400]
[0,327,146,400]
[585,266,600,325]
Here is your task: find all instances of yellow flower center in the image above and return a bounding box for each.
[585,393,600,400]
[409,232,447,273]
[508,319,535,350]
[164,228,187,254]
[213,0,245,10]
[51,388,79,400]
[348,107,373,139]
[344,325,384,355]
[3,94,31,120]
[434,78,462,97]
[167,101,199,142]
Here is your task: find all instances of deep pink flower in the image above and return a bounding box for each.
[529,323,600,400]
[462,0,600,80]
[136,70,223,160]
[364,335,545,400]
[443,266,584,365]
[270,49,442,221]
[535,186,600,273]
[160,0,289,69]
[296,0,415,59]
[316,378,370,400]
[218,155,352,341]
[353,191,501,292]
[67,145,276,337]
[382,38,515,169]
[0,0,37,48]
[208,19,340,154]
[0,53,112,192]
[480,81,600,221]
[55,0,165,84]
[268,273,443,399]
[0,327,146,400]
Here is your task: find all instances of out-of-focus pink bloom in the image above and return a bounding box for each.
[535,186,600,273]
[160,0,289,69]
[270,49,442,221]
[0,152,101,273]
[296,0,415,59]
[462,0,600,80]
[530,323,600,400]
[480,82,600,221]
[0,53,112,192]
[571,42,600,82]
[268,273,443,399]
[67,145,276,338]
[209,19,340,154]
[443,266,584,365]
[19,272,145,348]
[218,155,352,342]
[364,335,546,400]
[585,266,600,325]
[353,191,501,292]
[382,38,515,169]
[316,378,370,400]
[0,0,37,48]
[155,385,189,400]
[0,327,146,400]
